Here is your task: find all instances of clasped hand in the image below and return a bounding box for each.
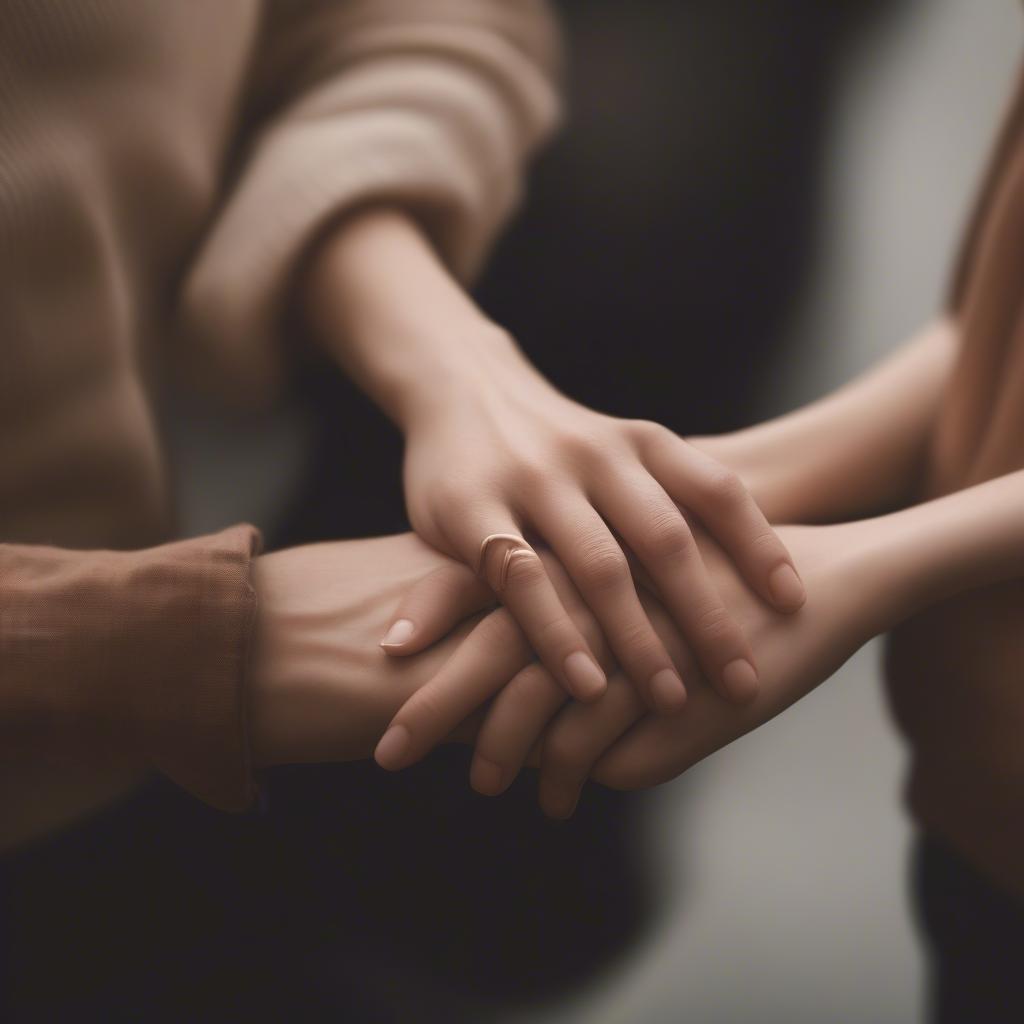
[369,516,889,818]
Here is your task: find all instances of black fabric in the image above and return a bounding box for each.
[1,760,655,1022]
[914,835,1024,1024]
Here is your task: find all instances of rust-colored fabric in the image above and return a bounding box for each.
[0,526,261,842]
[886,61,1024,900]
[0,0,560,846]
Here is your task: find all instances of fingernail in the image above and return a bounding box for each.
[721,658,759,704]
[650,668,687,713]
[380,618,415,648]
[470,756,504,796]
[564,651,607,701]
[768,564,806,610]
[374,724,410,770]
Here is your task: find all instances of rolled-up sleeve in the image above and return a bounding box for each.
[179,0,564,402]
[0,525,261,813]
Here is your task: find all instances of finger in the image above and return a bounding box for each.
[642,431,806,612]
[529,492,687,714]
[597,469,759,705]
[374,607,532,771]
[450,507,608,703]
[591,691,727,792]
[470,553,611,796]
[471,552,614,798]
[380,563,495,656]
[538,674,645,819]
[469,663,566,796]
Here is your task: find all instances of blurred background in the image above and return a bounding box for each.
[166,0,1020,1020]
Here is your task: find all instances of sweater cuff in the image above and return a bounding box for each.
[0,525,262,812]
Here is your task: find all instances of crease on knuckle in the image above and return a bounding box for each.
[532,612,577,653]
[695,603,736,644]
[701,468,747,510]
[615,620,662,667]
[746,528,786,560]
[503,549,546,589]
[638,510,693,563]
[576,544,629,592]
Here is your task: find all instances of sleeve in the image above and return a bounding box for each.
[0,525,261,813]
[178,0,564,403]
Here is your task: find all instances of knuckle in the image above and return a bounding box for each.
[701,467,747,509]
[509,457,549,494]
[556,429,606,468]
[747,527,786,559]
[636,510,693,563]
[616,619,662,665]
[631,418,672,447]
[695,603,736,643]
[503,549,547,589]
[430,477,473,513]
[576,543,629,592]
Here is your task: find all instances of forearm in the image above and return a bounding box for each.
[303,206,546,432]
[692,319,958,523]
[871,468,1024,618]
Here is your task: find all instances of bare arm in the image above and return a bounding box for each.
[693,319,958,523]
[590,465,1024,795]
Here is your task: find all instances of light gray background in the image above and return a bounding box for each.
[169,2,1020,1021]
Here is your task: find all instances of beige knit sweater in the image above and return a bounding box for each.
[0,0,561,847]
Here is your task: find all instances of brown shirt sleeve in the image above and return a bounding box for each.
[0,525,261,813]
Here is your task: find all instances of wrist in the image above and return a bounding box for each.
[303,206,544,432]
[389,320,547,434]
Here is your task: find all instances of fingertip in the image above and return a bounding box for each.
[374,723,412,771]
[539,778,580,820]
[470,755,505,796]
[563,650,607,702]
[768,563,806,612]
[648,668,687,714]
[379,618,417,652]
[720,658,760,705]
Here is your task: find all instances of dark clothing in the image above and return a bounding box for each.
[915,835,1024,1024]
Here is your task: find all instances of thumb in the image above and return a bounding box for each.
[379,562,495,656]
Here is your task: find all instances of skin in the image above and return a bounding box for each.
[375,321,956,774]
[248,534,499,767]
[368,316,1024,820]
[372,466,1024,818]
[246,455,1024,820]
[302,207,806,723]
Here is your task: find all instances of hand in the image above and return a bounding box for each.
[249,534,512,766]
[469,519,897,816]
[544,520,897,815]
[302,207,803,713]
[396,340,805,712]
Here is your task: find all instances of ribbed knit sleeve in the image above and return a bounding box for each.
[0,526,261,813]
[178,0,563,402]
